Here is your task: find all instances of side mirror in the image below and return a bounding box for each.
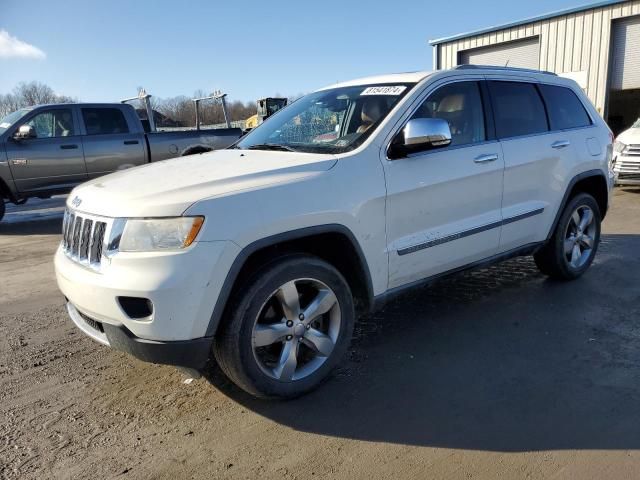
[389,118,451,159]
[13,125,36,140]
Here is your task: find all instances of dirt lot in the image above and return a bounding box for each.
[1,189,640,480]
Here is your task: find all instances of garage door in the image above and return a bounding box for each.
[458,37,540,70]
[611,16,640,90]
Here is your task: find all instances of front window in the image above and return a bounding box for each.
[410,81,485,148]
[236,83,415,154]
[0,108,32,134]
[26,108,76,138]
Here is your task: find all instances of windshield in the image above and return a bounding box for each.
[0,108,31,134]
[236,83,415,154]
[633,118,640,128]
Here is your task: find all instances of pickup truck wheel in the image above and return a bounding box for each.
[0,199,5,222]
[213,255,355,399]
[534,193,601,280]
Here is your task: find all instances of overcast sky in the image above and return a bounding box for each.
[2,0,596,102]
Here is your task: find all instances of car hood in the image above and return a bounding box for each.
[69,149,338,217]
[616,127,640,145]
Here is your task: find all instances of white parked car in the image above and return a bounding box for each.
[55,66,614,399]
[612,118,640,185]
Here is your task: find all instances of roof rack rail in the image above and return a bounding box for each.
[453,65,557,76]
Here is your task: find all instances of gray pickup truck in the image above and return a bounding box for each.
[0,103,242,221]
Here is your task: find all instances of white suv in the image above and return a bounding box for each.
[612,118,640,185]
[55,66,614,399]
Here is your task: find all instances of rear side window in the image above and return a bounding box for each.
[82,108,130,135]
[488,81,548,139]
[539,84,592,130]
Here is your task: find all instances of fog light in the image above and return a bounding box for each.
[118,296,153,319]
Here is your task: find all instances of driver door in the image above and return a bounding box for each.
[5,107,87,193]
[383,80,505,289]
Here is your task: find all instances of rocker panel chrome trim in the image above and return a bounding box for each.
[397,208,544,256]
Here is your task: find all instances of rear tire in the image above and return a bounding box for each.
[213,254,355,399]
[0,199,5,223]
[534,193,601,280]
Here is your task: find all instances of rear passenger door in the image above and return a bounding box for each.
[80,107,146,179]
[487,80,580,253]
[384,80,505,289]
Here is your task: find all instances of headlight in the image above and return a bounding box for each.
[119,217,204,252]
[613,141,628,154]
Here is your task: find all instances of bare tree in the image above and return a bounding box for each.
[0,93,20,117]
[19,82,57,105]
[0,81,76,117]
[155,93,257,127]
[1,81,291,128]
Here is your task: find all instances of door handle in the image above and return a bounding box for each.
[124,140,139,145]
[60,144,78,150]
[474,153,499,163]
[551,140,571,149]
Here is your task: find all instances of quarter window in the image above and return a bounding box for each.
[539,84,592,130]
[411,81,485,147]
[488,81,548,139]
[82,108,130,135]
[26,109,75,138]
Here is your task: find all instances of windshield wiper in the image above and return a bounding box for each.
[246,143,297,152]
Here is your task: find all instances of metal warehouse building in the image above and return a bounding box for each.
[430,0,640,133]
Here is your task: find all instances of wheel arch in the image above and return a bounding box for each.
[0,177,17,202]
[181,145,212,156]
[547,169,609,241]
[205,224,375,337]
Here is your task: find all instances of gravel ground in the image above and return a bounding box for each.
[1,189,639,480]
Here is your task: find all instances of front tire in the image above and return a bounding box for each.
[0,199,5,222]
[534,193,601,280]
[213,254,355,399]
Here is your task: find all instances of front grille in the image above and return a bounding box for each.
[615,158,640,173]
[614,146,640,174]
[62,209,108,267]
[79,219,93,260]
[77,310,104,333]
[625,144,640,156]
[618,173,640,180]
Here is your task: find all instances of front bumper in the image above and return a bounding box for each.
[55,240,239,341]
[614,174,640,186]
[613,152,640,185]
[66,301,212,368]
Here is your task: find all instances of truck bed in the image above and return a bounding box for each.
[146,128,243,162]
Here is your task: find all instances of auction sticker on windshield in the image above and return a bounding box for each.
[361,86,406,96]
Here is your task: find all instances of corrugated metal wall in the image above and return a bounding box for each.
[459,37,541,69]
[436,0,640,114]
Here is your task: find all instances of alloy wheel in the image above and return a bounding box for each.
[564,205,596,269]
[251,278,341,382]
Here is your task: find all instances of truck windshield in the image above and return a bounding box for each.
[236,83,415,154]
[0,108,32,134]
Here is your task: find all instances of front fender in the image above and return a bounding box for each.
[183,152,389,334]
